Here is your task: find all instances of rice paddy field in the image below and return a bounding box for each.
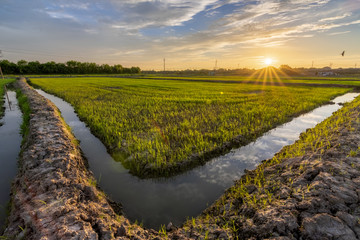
[136,75,360,86]
[29,77,350,177]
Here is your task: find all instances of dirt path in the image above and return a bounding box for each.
[4,78,156,239]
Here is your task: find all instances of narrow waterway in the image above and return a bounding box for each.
[0,91,22,230]
[36,89,358,229]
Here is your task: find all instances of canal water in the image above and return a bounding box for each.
[36,89,358,229]
[0,91,22,230]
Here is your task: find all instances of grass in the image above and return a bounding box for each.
[15,90,31,139]
[29,77,350,177]
[135,74,360,87]
[0,78,15,122]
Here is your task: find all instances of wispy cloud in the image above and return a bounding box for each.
[0,0,359,69]
[106,0,220,30]
[319,13,352,22]
[45,11,78,21]
[328,31,351,36]
[154,0,359,52]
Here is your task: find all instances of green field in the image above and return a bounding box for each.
[29,77,350,177]
[0,78,15,120]
[136,75,360,86]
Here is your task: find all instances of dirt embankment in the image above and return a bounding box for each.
[3,78,157,239]
[4,77,360,240]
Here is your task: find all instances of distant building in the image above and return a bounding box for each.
[317,71,338,77]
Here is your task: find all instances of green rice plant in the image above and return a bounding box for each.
[30,77,349,177]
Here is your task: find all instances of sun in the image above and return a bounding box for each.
[264,58,273,66]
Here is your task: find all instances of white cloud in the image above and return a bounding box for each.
[320,13,352,22]
[107,0,220,29]
[45,11,78,21]
[328,31,351,36]
[1,0,359,68]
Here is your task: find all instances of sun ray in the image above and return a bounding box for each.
[268,67,274,86]
[262,67,269,91]
[257,68,265,84]
[246,69,262,84]
[270,67,284,86]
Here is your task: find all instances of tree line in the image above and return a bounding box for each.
[0,60,141,75]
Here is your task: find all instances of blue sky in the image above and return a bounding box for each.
[1,0,360,70]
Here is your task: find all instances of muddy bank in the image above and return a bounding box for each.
[174,94,360,239]
[4,77,360,239]
[3,78,156,239]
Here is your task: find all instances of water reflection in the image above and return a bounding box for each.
[0,92,22,230]
[36,89,358,229]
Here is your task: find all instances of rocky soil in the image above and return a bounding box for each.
[3,77,360,239]
[179,93,360,239]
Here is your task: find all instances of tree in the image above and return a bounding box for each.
[17,60,28,74]
[27,61,41,74]
[130,66,141,74]
[0,59,141,75]
[279,65,298,76]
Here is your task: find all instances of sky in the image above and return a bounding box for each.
[0,0,360,70]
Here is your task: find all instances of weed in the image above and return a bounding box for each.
[36,200,47,205]
[88,178,97,187]
[348,149,357,157]
[159,225,168,238]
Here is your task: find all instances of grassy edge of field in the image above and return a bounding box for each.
[27,77,353,179]
[0,80,30,236]
[0,79,16,125]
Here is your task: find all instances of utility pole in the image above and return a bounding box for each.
[0,50,11,110]
[163,58,166,72]
[311,61,314,68]
[214,59,217,70]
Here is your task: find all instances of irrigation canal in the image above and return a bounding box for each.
[0,91,22,230]
[36,89,359,229]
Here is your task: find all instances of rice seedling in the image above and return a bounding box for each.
[29,77,349,177]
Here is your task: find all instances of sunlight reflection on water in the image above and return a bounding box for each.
[36,89,358,229]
